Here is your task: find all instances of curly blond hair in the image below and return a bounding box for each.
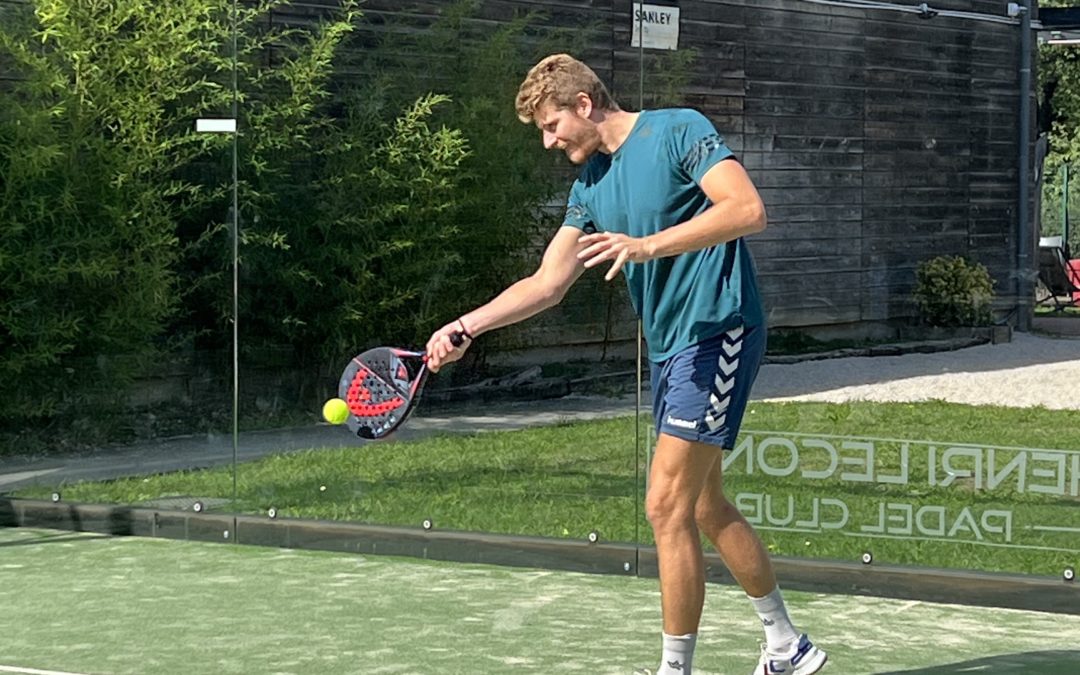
[514,54,617,123]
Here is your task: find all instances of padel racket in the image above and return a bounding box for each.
[336,332,464,439]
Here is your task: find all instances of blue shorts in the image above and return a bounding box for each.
[650,324,766,449]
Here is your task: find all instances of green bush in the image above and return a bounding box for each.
[187,1,568,376]
[187,0,579,390]
[0,0,239,427]
[359,1,571,349]
[177,1,471,366]
[0,0,453,439]
[0,0,575,448]
[217,90,471,370]
[912,255,995,327]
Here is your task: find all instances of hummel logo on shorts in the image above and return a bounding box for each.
[665,415,698,430]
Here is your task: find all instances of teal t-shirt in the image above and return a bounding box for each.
[562,108,764,362]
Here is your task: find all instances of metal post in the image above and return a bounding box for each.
[1064,164,1071,255]
[231,0,240,507]
[1017,0,1033,330]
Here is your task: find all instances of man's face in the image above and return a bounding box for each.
[535,99,600,165]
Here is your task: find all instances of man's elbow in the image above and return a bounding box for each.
[747,200,767,234]
[531,272,571,309]
[545,282,572,308]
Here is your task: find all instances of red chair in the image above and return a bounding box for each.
[1038,236,1080,310]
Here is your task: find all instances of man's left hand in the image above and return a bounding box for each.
[576,232,653,281]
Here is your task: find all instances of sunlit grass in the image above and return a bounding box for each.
[16,400,1080,576]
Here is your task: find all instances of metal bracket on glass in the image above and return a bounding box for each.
[422,518,433,531]
[1065,566,1076,583]
[861,551,874,565]
[587,530,600,544]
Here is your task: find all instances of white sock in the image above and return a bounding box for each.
[658,632,695,674]
[748,587,800,652]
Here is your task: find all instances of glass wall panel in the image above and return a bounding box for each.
[633,0,1078,586]
[226,1,643,563]
[0,1,239,527]
[5,0,1066,612]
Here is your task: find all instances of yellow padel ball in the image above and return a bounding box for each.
[322,397,350,425]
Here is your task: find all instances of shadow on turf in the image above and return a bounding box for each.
[0,530,111,547]
[0,497,134,544]
[876,650,1080,673]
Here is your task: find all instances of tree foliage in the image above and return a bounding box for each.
[0,0,237,424]
[1039,0,1080,248]
[0,0,563,448]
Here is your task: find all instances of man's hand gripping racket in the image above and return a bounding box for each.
[328,326,468,440]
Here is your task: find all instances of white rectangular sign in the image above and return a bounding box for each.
[195,118,237,134]
[631,3,680,51]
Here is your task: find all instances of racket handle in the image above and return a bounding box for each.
[421,332,466,363]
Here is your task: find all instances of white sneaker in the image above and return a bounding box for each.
[754,634,827,674]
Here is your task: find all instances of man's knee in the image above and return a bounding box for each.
[645,484,696,531]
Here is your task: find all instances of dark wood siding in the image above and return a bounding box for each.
[488,0,1027,349]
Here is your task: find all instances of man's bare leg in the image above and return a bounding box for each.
[694,453,828,675]
[693,455,776,597]
[645,433,724,636]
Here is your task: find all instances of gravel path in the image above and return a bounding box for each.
[754,332,1080,410]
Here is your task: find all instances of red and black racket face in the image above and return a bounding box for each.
[337,347,427,439]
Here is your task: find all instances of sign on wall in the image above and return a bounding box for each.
[631,3,680,51]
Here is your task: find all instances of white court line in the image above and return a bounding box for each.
[0,666,91,675]
[1028,525,1080,533]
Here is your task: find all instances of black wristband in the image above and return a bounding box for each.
[457,319,474,341]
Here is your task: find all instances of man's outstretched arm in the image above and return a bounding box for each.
[425,225,588,371]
